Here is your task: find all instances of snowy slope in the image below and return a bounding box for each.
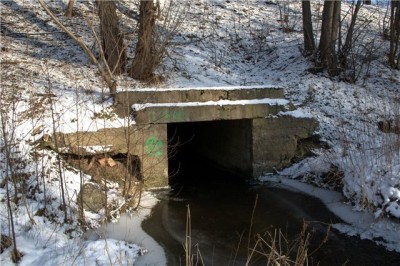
[1,0,399,264]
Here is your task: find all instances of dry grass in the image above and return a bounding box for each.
[246,222,330,266]
[183,200,330,266]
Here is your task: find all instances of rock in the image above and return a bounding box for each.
[107,157,117,167]
[78,183,106,213]
[97,157,107,167]
[31,125,44,136]
[378,120,400,134]
[97,157,117,167]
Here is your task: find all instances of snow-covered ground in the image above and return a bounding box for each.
[1,0,399,264]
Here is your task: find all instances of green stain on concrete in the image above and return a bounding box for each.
[145,136,163,157]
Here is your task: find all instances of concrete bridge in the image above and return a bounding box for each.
[56,86,317,188]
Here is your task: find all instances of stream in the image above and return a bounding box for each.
[96,158,400,265]
[141,178,400,265]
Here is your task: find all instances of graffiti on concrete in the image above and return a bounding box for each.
[149,110,185,122]
[145,136,163,157]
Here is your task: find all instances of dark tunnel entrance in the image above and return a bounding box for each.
[167,119,253,185]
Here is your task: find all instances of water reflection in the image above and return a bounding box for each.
[142,178,400,265]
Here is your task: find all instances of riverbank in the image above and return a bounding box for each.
[261,175,400,253]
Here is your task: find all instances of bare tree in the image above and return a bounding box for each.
[302,0,315,55]
[318,0,341,76]
[339,0,363,68]
[42,0,184,90]
[130,0,157,81]
[96,0,127,75]
[41,64,69,224]
[389,0,400,69]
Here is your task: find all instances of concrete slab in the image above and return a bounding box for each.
[113,86,285,117]
[133,100,294,124]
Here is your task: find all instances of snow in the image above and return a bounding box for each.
[278,109,314,118]
[132,98,290,111]
[1,0,400,264]
[13,237,140,266]
[86,193,167,266]
[58,145,113,154]
[129,85,281,91]
[263,176,400,252]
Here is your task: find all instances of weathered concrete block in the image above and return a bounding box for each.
[251,116,318,176]
[54,125,169,188]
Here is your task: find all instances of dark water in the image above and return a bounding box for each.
[142,158,400,266]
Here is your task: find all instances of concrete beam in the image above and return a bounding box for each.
[113,86,285,117]
[134,101,294,124]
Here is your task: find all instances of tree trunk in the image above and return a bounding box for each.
[97,0,126,75]
[302,1,315,55]
[319,0,341,76]
[65,0,75,17]
[340,0,362,68]
[130,1,156,81]
[389,0,400,69]
[319,1,334,65]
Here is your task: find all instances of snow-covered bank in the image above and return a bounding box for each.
[0,190,161,266]
[261,175,400,253]
[86,193,167,266]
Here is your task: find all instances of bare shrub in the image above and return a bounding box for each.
[340,38,380,84]
[0,84,24,263]
[154,0,191,68]
[184,205,205,266]
[183,199,329,266]
[277,0,301,33]
[334,93,400,217]
[244,196,329,266]
[337,2,382,83]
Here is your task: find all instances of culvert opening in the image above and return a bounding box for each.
[167,119,253,186]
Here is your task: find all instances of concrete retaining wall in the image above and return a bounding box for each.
[54,125,169,188]
[252,116,318,176]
